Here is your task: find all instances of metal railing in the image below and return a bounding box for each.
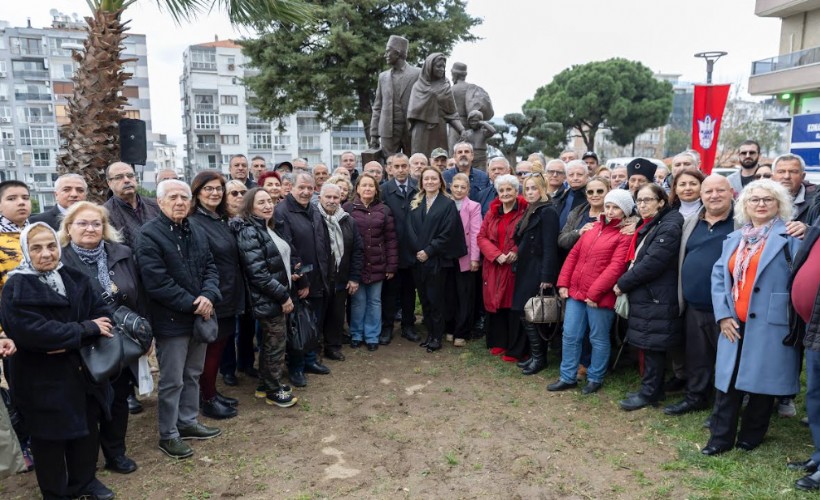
[752,46,820,75]
[15,93,52,101]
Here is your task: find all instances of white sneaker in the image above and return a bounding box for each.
[778,397,797,418]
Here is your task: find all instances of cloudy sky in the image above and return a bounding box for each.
[4,0,780,148]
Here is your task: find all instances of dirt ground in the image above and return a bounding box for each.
[3,336,692,499]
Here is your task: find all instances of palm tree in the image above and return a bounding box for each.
[58,0,313,202]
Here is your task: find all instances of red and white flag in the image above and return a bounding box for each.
[691,84,731,174]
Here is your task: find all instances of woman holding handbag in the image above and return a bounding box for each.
[234,188,298,408]
[59,201,145,475]
[549,190,634,394]
[512,170,559,375]
[1,222,115,500]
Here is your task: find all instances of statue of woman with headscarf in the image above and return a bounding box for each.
[407,53,467,158]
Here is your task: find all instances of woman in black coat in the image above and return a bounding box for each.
[0,222,115,500]
[189,170,247,420]
[234,188,299,408]
[408,166,467,352]
[512,172,560,376]
[59,201,144,475]
[614,184,684,411]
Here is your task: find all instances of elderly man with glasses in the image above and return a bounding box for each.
[103,162,160,248]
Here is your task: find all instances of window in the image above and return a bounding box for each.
[0,106,10,121]
[221,154,232,165]
[50,62,74,80]
[19,127,57,146]
[248,131,271,149]
[123,109,140,120]
[221,135,240,145]
[14,84,51,100]
[18,106,53,124]
[194,112,219,129]
[55,104,69,125]
[297,117,321,132]
[48,37,81,56]
[190,50,217,70]
[12,60,48,79]
[121,86,139,98]
[221,114,239,125]
[207,155,218,169]
[0,61,6,74]
[299,135,321,150]
[272,135,291,151]
[33,149,50,167]
[11,38,43,56]
[332,136,368,149]
[196,135,217,148]
[194,95,215,110]
[53,82,73,96]
[220,95,238,106]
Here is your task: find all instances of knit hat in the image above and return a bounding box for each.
[604,189,635,217]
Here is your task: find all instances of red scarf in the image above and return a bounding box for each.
[626,218,652,262]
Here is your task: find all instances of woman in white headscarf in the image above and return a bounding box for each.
[0,222,115,499]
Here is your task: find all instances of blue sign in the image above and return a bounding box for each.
[791,113,820,167]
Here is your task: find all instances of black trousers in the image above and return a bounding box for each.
[220,313,256,375]
[382,267,416,329]
[324,288,348,351]
[486,309,527,358]
[99,371,132,461]
[453,270,476,339]
[414,265,447,343]
[684,307,720,405]
[640,349,666,402]
[30,395,100,500]
[708,325,775,448]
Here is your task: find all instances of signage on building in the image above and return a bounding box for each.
[791,113,820,167]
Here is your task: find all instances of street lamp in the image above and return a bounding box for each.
[694,51,728,84]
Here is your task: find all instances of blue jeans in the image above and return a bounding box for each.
[808,350,820,463]
[559,298,614,384]
[350,281,383,344]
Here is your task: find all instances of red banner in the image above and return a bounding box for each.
[691,84,731,174]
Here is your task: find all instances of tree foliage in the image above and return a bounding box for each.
[528,58,673,152]
[241,0,481,138]
[487,109,564,163]
[718,99,785,158]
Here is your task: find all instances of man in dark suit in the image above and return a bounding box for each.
[380,153,419,343]
[369,35,421,157]
[31,174,87,230]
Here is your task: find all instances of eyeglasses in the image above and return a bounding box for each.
[108,173,136,182]
[636,197,659,205]
[72,221,103,230]
[202,186,224,194]
[546,169,565,176]
[739,151,758,157]
[586,188,606,195]
[746,197,776,206]
[515,171,529,177]
[755,173,772,179]
[229,190,247,197]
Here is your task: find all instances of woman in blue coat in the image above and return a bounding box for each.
[703,179,801,456]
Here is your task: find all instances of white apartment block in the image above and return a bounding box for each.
[180,39,368,179]
[0,12,156,208]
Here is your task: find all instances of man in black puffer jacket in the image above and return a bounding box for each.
[275,173,333,387]
[133,180,222,460]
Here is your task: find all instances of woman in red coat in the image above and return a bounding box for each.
[477,174,528,361]
[548,190,635,394]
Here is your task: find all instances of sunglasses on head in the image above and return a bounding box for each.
[229,190,247,197]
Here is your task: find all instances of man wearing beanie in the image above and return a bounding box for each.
[604,189,636,218]
[626,158,657,197]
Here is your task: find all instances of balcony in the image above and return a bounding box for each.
[755,0,820,17]
[195,142,219,151]
[15,93,53,101]
[10,45,45,57]
[749,46,820,95]
[17,69,49,80]
[26,116,55,124]
[191,62,217,71]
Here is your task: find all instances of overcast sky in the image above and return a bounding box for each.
[4,0,780,148]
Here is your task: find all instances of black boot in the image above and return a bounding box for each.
[379,325,393,345]
[521,322,546,375]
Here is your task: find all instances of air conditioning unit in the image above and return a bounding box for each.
[228,64,235,71]
[0,71,6,78]
[5,139,15,145]
[0,117,10,123]
[0,96,8,101]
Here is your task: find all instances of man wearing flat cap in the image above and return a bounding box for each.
[370,35,421,157]
[627,158,657,197]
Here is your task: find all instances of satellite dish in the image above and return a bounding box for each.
[49,9,59,17]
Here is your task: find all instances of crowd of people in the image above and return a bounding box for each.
[3,139,820,497]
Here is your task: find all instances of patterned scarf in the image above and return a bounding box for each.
[70,240,113,294]
[0,214,27,233]
[317,203,346,268]
[8,222,65,296]
[732,219,776,301]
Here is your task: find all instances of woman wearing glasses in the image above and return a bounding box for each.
[224,180,248,217]
[754,165,773,180]
[190,171,247,420]
[558,176,611,251]
[512,170,559,374]
[60,202,143,475]
[614,184,684,410]
[701,179,801,455]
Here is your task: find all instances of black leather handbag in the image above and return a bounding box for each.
[79,326,125,384]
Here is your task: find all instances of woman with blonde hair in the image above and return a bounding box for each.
[408,166,467,352]
[449,172,482,347]
[327,175,353,203]
[224,179,248,217]
[59,201,144,475]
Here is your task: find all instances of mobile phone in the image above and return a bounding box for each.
[298,264,314,274]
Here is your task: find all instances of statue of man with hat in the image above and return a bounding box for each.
[447,62,495,158]
[369,35,421,158]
